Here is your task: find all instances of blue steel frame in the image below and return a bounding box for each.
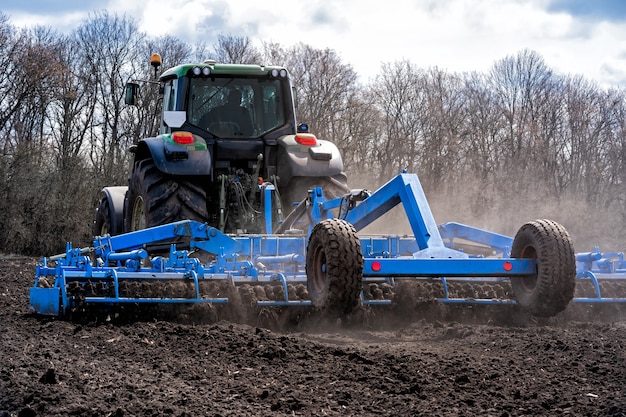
[574,248,626,303]
[438,223,626,304]
[30,172,622,317]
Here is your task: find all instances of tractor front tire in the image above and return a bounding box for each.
[510,219,576,317]
[124,159,208,232]
[306,219,363,317]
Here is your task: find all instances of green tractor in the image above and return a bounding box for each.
[94,54,349,237]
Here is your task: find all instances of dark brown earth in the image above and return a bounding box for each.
[1,256,626,417]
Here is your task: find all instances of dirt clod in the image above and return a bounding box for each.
[1,257,626,416]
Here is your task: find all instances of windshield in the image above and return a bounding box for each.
[188,76,287,138]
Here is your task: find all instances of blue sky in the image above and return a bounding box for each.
[4,0,626,87]
[547,0,626,21]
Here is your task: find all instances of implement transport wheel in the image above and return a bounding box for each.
[306,219,363,317]
[125,159,208,232]
[510,219,576,317]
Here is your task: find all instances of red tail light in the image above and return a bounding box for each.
[172,131,194,145]
[295,133,317,146]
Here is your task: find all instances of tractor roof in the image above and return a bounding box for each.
[160,62,290,80]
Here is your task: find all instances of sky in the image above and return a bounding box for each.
[4,0,626,87]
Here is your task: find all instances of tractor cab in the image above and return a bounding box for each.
[126,58,298,142]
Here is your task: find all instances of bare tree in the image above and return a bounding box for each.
[0,21,96,254]
[282,44,358,138]
[0,14,41,149]
[211,34,261,64]
[488,49,560,188]
[368,60,424,183]
[606,88,626,231]
[418,67,467,190]
[261,41,286,66]
[74,11,145,185]
[47,33,96,172]
[564,77,621,198]
[332,88,383,180]
[461,71,506,180]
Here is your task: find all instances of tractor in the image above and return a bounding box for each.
[93,53,348,238]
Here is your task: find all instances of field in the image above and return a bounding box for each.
[1,256,625,416]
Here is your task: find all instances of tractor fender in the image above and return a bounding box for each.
[276,135,344,186]
[99,186,128,235]
[135,136,212,176]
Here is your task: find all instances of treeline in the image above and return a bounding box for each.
[0,11,624,255]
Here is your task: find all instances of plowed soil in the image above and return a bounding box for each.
[1,256,626,416]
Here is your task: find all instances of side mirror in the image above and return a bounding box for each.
[125,82,139,106]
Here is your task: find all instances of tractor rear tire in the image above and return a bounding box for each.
[124,159,208,232]
[276,174,350,233]
[281,174,349,214]
[306,219,363,317]
[93,197,112,236]
[510,219,576,317]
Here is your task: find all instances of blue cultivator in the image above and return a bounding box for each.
[575,249,626,303]
[31,172,618,320]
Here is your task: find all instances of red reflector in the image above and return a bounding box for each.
[503,261,513,271]
[295,133,317,146]
[371,261,382,272]
[172,131,194,145]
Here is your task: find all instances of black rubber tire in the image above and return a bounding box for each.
[273,199,308,234]
[306,219,363,317]
[93,197,112,236]
[281,174,350,214]
[510,219,576,317]
[276,174,350,233]
[124,159,208,232]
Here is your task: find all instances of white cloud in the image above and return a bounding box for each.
[7,10,90,33]
[7,0,626,87]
